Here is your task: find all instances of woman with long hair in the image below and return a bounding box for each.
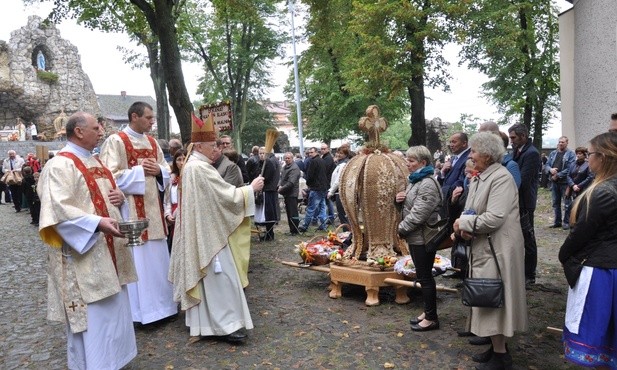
[164,149,186,252]
[559,132,617,369]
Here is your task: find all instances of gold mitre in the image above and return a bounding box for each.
[191,112,217,143]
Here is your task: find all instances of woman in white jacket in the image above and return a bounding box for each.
[327,147,351,227]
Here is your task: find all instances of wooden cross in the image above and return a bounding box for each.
[358,105,387,147]
[68,301,78,311]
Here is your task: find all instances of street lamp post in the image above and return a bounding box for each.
[288,0,304,157]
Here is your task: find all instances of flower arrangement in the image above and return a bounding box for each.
[366,256,398,270]
[393,254,452,277]
[295,239,338,266]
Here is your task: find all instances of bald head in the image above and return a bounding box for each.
[479,121,500,134]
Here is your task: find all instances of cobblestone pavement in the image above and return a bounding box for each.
[1,188,576,369]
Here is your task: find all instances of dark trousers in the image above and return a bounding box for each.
[334,194,348,227]
[30,201,41,224]
[9,184,22,211]
[550,182,567,226]
[284,196,300,234]
[409,243,438,321]
[326,198,336,222]
[520,208,537,280]
[1,182,11,203]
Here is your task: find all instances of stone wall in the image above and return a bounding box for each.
[0,140,64,160]
[0,16,100,137]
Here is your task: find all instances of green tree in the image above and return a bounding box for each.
[344,0,463,146]
[457,0,560,149]
[238,101,276,154]
[293,0,407,144]
[380,117,411,150]
[187,0,285,151]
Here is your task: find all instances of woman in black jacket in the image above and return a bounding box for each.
[559,132,617,368]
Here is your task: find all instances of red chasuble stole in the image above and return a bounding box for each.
[117,131,162,241]
[58,152,118,272]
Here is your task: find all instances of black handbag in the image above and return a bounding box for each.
[452,240,468,261]
[461,232,505,308]
[423,177,449,253]
[423,218,449,253]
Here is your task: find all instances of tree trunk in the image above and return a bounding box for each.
[152,0,194,144]
[408,74,426,146]
[145,41,170,140]
[519,6,534,130]
[532,98,545,150]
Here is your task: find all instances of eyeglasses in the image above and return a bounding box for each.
[220,142,232,146]
[588,151,602,157]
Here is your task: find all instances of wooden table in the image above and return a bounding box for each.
[281,261,457,306]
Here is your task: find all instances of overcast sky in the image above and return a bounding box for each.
[1,0,572,136]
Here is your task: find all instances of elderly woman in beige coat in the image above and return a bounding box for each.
[453,132,528,369]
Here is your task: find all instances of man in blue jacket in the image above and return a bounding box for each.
[437,133,470,281]
[545,136,576,229]
[438,132,470,229]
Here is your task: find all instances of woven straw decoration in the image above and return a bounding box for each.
[340,150,409,260]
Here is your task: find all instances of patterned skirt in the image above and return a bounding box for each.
[563,267,617,368]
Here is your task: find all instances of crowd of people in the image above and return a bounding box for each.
[3,103,616,369]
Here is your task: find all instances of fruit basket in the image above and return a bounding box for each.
[393,254,452,278]
[295,237,339,266]
[327,224,352,247]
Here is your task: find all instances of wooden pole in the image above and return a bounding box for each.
[281,260,331,274]
[383,278,459,293]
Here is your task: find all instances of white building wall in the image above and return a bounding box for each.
[567,0,617,147]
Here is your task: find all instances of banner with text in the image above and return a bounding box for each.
[199,102,233,132]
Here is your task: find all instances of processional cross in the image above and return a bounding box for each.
[358,105,388,147]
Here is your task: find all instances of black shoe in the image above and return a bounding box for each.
[457,330,475,337]
[525,278,536,290]
[475,351,512,370]
[225,328,247,343]
[410,320,439,332]
[409,315,424,325]
[548,224,562,228]
[472,345,493,363]
[473,345,508,363]
[469,336,491,345]
[444,271,463,279]
[562,224,570,230]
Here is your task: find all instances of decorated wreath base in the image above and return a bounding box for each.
[393,254,452,278]
[295,239,339,266]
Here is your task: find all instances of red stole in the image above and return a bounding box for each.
[58,152,118,272]
[117,131,162,241]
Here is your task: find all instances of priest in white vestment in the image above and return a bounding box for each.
[99,101,178,324]
[38,112,138,370]
[169,113,264,343]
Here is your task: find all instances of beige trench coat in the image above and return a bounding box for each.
[458,163,528,337]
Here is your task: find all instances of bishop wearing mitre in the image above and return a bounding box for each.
[169,113,264,343]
